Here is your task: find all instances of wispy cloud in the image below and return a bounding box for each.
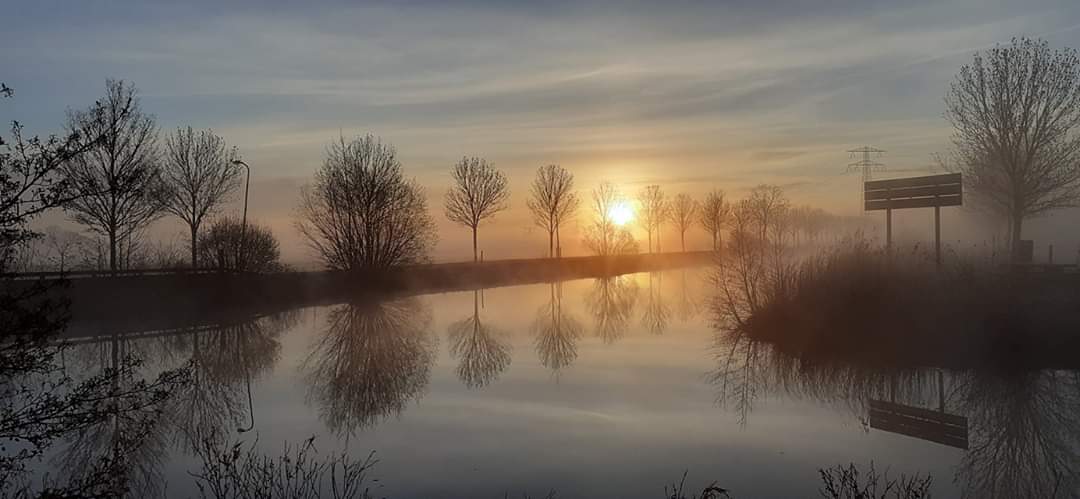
[4,0,1079,260]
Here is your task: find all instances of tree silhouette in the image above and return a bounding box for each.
[583,183,637,256]
[638,185,668,253]
[671,193,698,252]
[526,164,578,258]
[444,157,509,262]
[1,86,106,269]
[699,189,729,251]
[1,81,187,497]
[160,126,242,268]
[746,184,789,243]
[199,216,282,272]
[61,79,164,272]
[945,37,1080,256]
[297,134,436,270]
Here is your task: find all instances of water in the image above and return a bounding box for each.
[53,270,1080,498]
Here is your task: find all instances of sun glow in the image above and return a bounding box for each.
[608,201,634,226]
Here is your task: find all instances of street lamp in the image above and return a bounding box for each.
[231,159,251,272]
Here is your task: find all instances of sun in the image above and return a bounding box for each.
[608,201,634,226]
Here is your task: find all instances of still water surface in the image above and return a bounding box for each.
[58,270,1080,498]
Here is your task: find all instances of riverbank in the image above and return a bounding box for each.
[16,251,713,336]
[718,242,1080,370]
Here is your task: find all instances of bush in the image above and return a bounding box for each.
[199,217,283,273]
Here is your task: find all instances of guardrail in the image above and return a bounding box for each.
[1,251,717,281]
[1001,263,1080,274]
[0,267,241,280]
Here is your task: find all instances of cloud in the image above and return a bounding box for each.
[5,0,1080,262]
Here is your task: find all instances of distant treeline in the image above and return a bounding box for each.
[2,80,871,275]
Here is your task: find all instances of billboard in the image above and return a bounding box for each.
[864,173,962,211]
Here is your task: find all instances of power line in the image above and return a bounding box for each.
[846,146,886,212]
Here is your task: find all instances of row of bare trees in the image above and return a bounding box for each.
[295,136,873,269]
[59,80,249,271]
[3,79,271,274]
[639,185,860,254]
[3,79,280,274]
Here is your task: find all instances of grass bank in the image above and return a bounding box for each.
[717,240,1080,369]
[6,251,713,336]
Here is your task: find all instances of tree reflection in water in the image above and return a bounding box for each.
[304,298,436,435]
[52,312,297,495]
[674,269,701,322]
[710,322,1080,498]
[56,334,172,497]
[162,311,297,449]
[531,282,582,374]
[586,275,639,344]
[448,290,511,389]
[955,370,1080,498]
[710,324,932,427]
[640,272,671,335]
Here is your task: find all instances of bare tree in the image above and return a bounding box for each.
[746,184,789,242]
[61,79,163,272]
[444,157,509,262]
[160,127,241,268]
[297,134,436,270]
[2,82,190,499]
[583,182,637,256]
[700,189,730,251]
[671,193,698,252]
[43,227,89,272]
[1,83,106,271]
[638,185,668,253]
[946,37,1080,255]
[526,164,578,258]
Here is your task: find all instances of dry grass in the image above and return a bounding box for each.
[717,237,1080,369]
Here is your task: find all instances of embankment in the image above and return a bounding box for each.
[15,251,712,335]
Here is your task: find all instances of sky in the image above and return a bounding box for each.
[4,0,1080,265]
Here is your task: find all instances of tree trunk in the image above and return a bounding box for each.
[108,228,118,273]
[1011,211,1024,262]
[555,225,561,258]
[190,224,199,268]
[647,230,653,253]
[681,230,686,252]
[472,226,478,262]
[548,230,554,258]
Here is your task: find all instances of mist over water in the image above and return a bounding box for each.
[42,269,1080,498]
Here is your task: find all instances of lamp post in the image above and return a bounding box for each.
[231,160,251,272]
